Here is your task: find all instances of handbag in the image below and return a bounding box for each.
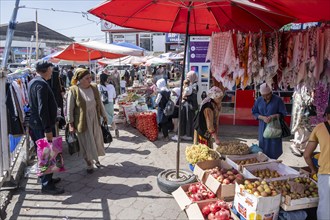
[101,122,113,144]
[280,117,291,138]
[304,104,317,117]
[65,125,80,155]
[263,118,282,138]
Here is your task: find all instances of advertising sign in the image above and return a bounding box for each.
[189,36,210,104]
[165,33,184,43]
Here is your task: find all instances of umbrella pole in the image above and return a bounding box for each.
[176,3,191,179]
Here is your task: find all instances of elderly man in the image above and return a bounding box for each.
[28,60,64,195]
[252,83,287,159]
[304,105,330,220]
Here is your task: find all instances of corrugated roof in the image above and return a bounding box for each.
[0,21,74,42]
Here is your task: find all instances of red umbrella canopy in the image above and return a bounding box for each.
[88,0,296,35]
[55,41,144,61]
[251,0,330,23]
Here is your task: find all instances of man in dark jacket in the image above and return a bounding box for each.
[28,60,64,195]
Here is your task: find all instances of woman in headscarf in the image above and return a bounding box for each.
[252,83,287,159]
[194,86,224,148]
[178,71,199,141]
[98,73,119,137]
[171,87,181,133]
[67,68,108,173]
[155,78,172,141]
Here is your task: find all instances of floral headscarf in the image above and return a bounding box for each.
[186,71,198,84]
[201,86,224,106]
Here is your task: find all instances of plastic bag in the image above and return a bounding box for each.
[263,118,282,138]
[36,137,65,176]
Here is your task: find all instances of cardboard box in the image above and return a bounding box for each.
[172,182,216,210]
[193,159,232,183]
[233,182,281,220]
[274,177,319,211]
[185,200,239,220]
[194,159,236,200]
[226,153,270,171]
[242,161,300,181]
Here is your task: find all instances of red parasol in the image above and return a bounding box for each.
[54,41,144,61]
[88,0,295,35]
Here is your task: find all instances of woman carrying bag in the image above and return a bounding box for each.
[67,68,108,173]
[252,83,287,159]
[98,73,119,137]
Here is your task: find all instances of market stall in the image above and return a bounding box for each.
[172,142,319,220]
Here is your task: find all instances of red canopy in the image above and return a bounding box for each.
[54,41,144,61]
[88,0,295,35]
[253,0,330,23]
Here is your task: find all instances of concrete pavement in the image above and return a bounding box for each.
[3,124,308,220]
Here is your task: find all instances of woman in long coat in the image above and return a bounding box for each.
[67,68,108,173]
[252,83,287,159]
[179,71,199,140]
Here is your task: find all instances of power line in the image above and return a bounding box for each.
[21,6,100,24]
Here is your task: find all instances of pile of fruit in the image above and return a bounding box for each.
[201,200,234,220]
[216,141,250,155]
[135,112,158,141]
[187,182,216,202]
[185,144,219,165]
[251,168,281,179]
[239,180,279,197]
[234,157,259,165]
[124,92,141,102]
[206,167,243,184]
[269,177,318,199]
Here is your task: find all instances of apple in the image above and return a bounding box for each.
[208,212,215,220]
[222,179,231,185]
[208,191,216,199]
[202,205,211,217]
[188,184,198,194]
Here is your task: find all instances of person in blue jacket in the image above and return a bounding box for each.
[252,83,287,159]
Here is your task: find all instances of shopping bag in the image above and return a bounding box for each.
[65,125,80,155]
[36,137,65,176]
[280,118,291,138]
[263,118,282,138]
[101,123,113,144]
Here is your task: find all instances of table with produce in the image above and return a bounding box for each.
[117,91,158,141]
[170,142,318,220]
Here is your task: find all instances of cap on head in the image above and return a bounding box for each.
[260,83,272,95]
[36,60,53,73]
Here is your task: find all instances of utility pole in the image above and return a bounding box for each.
[0,0,21,183]
[35,10,39,60]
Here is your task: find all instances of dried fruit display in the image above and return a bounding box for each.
[239,180,279,197]
[205,167,243,184]
[252,168,281,179]
[216,141,250,155]
[269,177,318,199]
[185,144,219,165]
[234,158,259,165]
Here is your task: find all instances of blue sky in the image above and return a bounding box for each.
[0,0,106,42]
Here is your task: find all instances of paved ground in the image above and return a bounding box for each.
[3,124,308,220]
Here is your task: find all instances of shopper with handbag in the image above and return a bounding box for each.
[252,83,287,159]
[98,73,119,137]
[67,68,108,173]
[304,105,330,220]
